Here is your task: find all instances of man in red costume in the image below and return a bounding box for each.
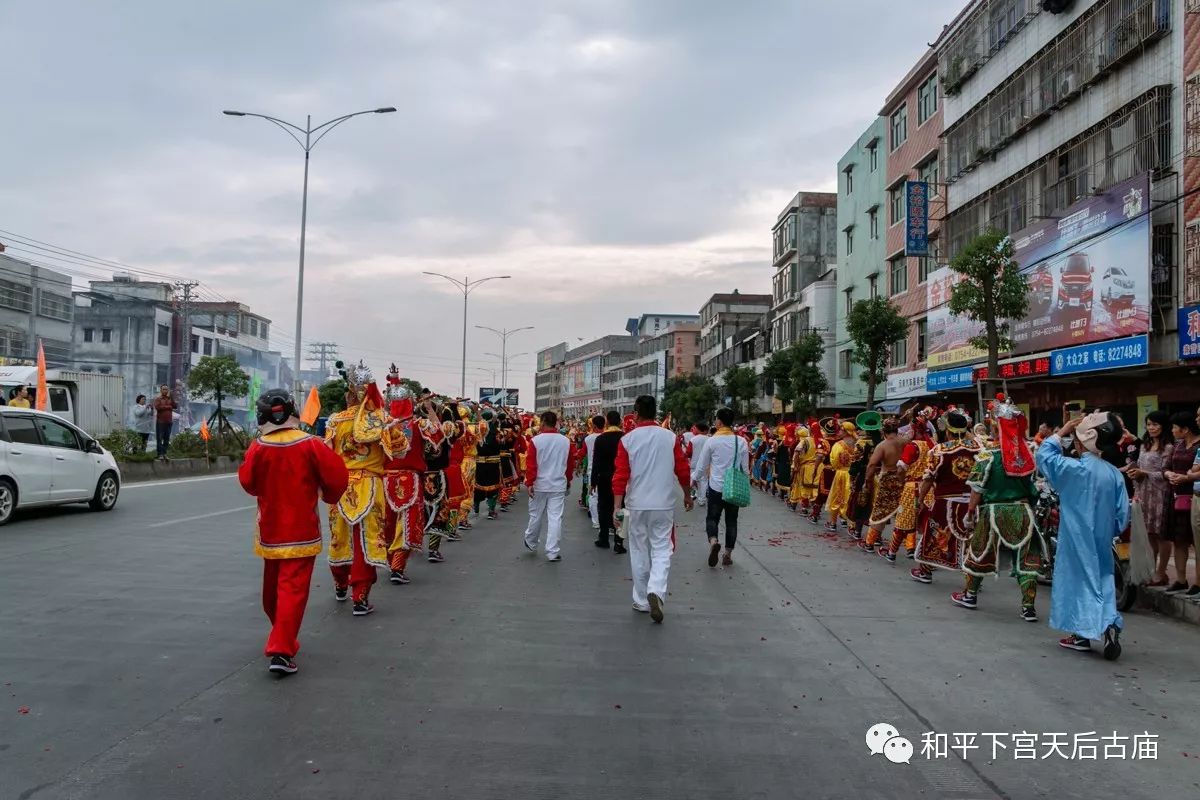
[239,388,349,675]
[382,368,443,585]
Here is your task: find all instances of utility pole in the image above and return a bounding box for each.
[307,342,339,378]
[174,281,199,375]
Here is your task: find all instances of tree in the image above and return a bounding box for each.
[789,332,830,420]
[400,377,424,398]
[723,365,760,420]
[188,355,250,439]
[763,347,798,417]
[947,229,1030,380]
[846,296,909,409]
[318,378,348,415]
[660,374,719,427]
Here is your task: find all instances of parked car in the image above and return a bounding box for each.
[1056,252,1094,312]
[0,407,121,525]
[1099,266,1137,308]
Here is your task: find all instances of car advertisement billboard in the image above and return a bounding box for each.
[479,387,519,405]
[926,174,1151,367]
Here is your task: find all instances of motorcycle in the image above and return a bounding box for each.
[1034,482,1136,611]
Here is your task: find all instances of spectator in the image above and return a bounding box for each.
[1125,410,1173,586]
[691,407,749,568]
[152,385,176,461]
[1163,412,1200,595]
[131,394,154,452]
[9,386,31,408]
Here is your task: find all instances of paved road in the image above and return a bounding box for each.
[2,475,1198,799]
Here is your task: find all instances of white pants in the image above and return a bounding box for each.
[627,509,674,608]
[588,486,599,526]
[524,490,566,558]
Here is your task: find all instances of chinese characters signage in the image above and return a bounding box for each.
[926,366,974,391]
[905,181,929,257]
[1050,334,1149,377]
[885,368,927,399]
[1179,304,1200,359]
[973,356,1051,382]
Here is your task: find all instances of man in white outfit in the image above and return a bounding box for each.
[524,411,576,562]
[613,395,693,623]
[585,414,603,530]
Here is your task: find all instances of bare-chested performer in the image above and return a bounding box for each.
[860,417,907,553]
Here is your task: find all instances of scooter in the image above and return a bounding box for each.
[1034,483,1136,611]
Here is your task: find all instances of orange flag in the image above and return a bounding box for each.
[199,418,211,441]
[300,385,321,426]
[35,340,48,411]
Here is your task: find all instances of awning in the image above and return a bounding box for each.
[875,399,907,413]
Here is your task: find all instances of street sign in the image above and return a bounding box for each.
[1050,334,1149,376]
[925,366,974,391]
[1179,304,1200,360]
[905,181,929,257]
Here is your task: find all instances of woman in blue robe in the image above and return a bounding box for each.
[1035,412,1130,660]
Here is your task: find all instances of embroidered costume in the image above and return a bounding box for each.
[912,412,980,581]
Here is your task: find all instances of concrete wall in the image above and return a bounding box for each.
[0,255,74,364]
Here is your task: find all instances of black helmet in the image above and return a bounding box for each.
[256,388,296,426]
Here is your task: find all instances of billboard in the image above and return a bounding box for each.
[926,174,1151,367]
[1179,305,1200,360]
[537,342,567,372]
[885,368,927,399]
[562,355,601,396]
[905,181,929,257]
[479,387,519,405]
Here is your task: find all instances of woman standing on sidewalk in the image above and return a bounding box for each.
[1126,410,1173,586]
[1162,413,1200,595]
[691,407,750,567]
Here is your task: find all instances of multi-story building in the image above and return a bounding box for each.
[698,291,772,379]
[560,334,637,416]
[769,192,837,351]
[878,40,947,408]
[628,313,699,338]
[603,322,702,416]
[535,342,568,412]
[932,0,1182,422]
[0,253,75,365]
[835,118,890,406]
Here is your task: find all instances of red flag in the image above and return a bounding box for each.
[200,418,211,441]
[300,386,321,426]
[35,340,48,411]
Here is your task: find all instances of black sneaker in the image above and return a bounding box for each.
[1059,634,1090,652]
[445,531,462,542]
[594,539,610,549]
[613,543,628,555]
[905,551,916,560]
[388,571,410,585]
[879,548,897,564]
[1103,625,1122,661]
[708,542,720,567]
[860,541,876,553]
[500,505,509,513]
[848,528,863,542]
[1186,585,1200,597]
[1020,606,1038,622]
[648,592,664,624]
[268,655,297,675]
[334,586,349,602]
[427,550,445,563]
[1165,581,1188,593]
[352,601,374,616]
[487,511,498,520]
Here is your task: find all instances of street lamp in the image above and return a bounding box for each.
[223,106,396,395]
[475,326,533,407]
[423,273,512,397]
[485,351,527,405]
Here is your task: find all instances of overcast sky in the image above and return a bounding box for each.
[0,0,963,403]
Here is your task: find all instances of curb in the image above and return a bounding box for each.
[1138,585,1200,625]
[119,456,242,483]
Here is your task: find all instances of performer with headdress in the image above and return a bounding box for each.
[911,409,980,584]
[326,361,407,616]
[790,425,819,512]
[239,388,349,675]
[848,412,882,539]
[773,425,794,500]
[862,417,906,552]
[442,400,470,541]
[457,403,478,531]
[879,409,936,563]
[807,417,837,523]
[950,395,1044,623]
[824,421,860,532]
[498,412,519,510]
[474,406,503,520]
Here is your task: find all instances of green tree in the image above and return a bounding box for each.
[846,296,909,409]
[400,378,424,398]
[722,365,759,420]
[188,355,250,439]
[947,229,1030,380]
[660,373,720,427]
[789,332,830,420]
[318,378,348,415]
[763,347,798,417]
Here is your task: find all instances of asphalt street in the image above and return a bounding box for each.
[2,475,1199,799]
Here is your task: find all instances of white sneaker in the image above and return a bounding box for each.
[591,523,600,530]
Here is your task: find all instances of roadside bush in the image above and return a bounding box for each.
[167,429,248,461]
[99,429,155,462]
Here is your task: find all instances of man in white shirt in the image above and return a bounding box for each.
[584,414,604,530]
[523,411,576,562]
[613,396,693,623]
[691,408,750,568]
[688,422,711,507]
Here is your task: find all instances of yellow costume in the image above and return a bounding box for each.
[825,424,861,518]
[791,434,821,503]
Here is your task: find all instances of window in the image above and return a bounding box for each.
[156,364,170,386]
[49,387,69,412]
[890,185,906,225]
[157,324,170,347]
[101,328,112,343]
[845,167,854,195]
[868,275,878,299]
[3,415,40,446]
[868,143,878,172]
[890,256,908,294]
[890,336,908,368]
[918,256,934,283]
[916,319,928,362]
[869,209,879,240]
[890,104,907,151]
[844,290,854,316]
[203,338,213,356]
[918,157,939,194]
[36,417,79,449]
[917,74,938,124]
[838,350,852,380]
[845,228,854,256]
[260,322,269,340]
[191,335,199,354]
[83,328,94,343]
[38,292,72,322]
[250,318,259,337]
[0,280,32,312]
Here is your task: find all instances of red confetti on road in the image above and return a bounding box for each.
[17,706,30,714]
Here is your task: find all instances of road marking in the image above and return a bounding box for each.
[124,474,239,490]
[146,505,256,527]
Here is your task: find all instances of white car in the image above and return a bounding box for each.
[0,407,121,525]
[1100,266,1137,307]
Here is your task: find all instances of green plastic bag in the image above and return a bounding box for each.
[722,437,751,508]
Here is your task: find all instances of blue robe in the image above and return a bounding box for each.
[1035,437,1130,639]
